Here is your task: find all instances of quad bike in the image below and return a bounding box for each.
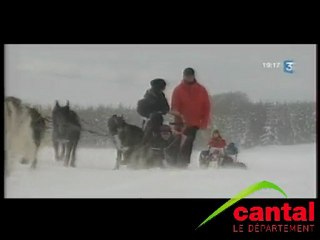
[199,144,247,169]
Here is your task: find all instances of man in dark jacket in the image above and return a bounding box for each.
[137,79,170,162]
[137,78,169,121]
[137,78,169,133]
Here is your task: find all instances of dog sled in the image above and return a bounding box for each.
[107,112,247,170]
[107,111,189,169]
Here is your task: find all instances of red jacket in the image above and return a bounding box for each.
[209,136,226,148]
[171,80,211,129]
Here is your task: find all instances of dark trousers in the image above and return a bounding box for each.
[177,126,198,166]
[142,112,163,144]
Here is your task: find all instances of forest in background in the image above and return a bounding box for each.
[37,92,316,150]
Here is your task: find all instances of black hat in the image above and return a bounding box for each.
[183,67,195,76]
[150,78,166,90]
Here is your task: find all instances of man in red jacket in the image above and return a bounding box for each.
[170,67,211,167]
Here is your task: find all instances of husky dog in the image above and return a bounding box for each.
[107,115,144,169]
[4,96,46,175]
[52,101,81,167]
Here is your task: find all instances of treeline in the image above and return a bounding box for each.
[38,92,316,149]
[211,92,315,149]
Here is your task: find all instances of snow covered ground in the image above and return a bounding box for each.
[5,144,316,198]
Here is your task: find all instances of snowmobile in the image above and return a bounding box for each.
[199,143,247,169]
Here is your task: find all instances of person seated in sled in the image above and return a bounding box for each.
[200,129,242,168]
[199,130,247,169]
[200,129,227,168]
[207,129,227,165]
[143,124,174,168]
[163,111,187,167]
[208,129,227,155]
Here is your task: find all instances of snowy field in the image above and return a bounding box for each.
[5,144,316,198]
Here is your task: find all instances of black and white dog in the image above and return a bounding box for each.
[108,113,176,169]
[107,115,144,169]
[4,96,46,175]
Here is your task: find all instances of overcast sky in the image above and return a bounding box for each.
[5,44,316,107]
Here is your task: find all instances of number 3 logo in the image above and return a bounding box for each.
[284,60,294,73]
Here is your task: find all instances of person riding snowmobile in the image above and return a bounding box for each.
[199,129,246,169]
[208,129,227,152]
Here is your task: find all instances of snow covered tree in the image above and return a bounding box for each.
[287,102,316,144]
[246,102,267,147]
[209,92,252,148]
[259,102,280,145]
